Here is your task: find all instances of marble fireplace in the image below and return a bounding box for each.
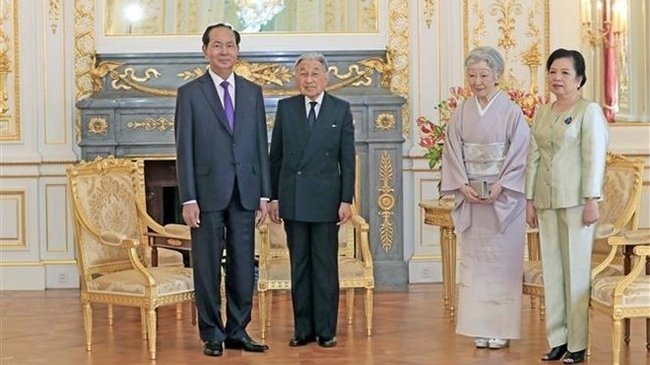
[77,50,408,289]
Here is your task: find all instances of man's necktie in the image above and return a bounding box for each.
[220,81,234,130]
[307,101,317,130]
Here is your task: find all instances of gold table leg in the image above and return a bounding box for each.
[440,226,457,320]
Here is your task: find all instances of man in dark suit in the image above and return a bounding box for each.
[174,23,271,357]
[269,53,355,348]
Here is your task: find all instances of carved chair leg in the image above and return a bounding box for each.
[107,303,114,327]
[82,301,93,352]
[175,303,182,320]
[259,290,267,339]
[347,289,354,325]
[146,307,157,360]
[613,317,622,365]
[365,288,374,336]
[267,291,273,327]
[140,307,147,340]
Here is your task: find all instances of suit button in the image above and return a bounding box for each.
[297,171,302,175]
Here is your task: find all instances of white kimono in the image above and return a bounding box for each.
[441,91,530,339]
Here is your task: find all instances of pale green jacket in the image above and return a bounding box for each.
[525,99,609,209]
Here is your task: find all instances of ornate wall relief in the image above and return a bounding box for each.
[463,0,549,95]
[0,0,20,141]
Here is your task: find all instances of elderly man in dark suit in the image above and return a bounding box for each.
[174,23,271,357]
[269,53,356,348]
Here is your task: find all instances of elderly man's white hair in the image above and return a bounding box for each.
[294,53,329,72]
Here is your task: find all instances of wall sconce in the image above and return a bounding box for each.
[581,0,627,48]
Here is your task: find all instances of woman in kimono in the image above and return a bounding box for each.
[441,46,530,349]
[526,49,608,364]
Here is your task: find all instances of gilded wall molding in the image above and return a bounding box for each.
[91,56,392,98]
[388,0,410,137]
[49,0,61,34]
[74,0,96,141]
[0,0,21,141]
[423,0,436,29]
[0,190,27,249]
[378,152,395,252]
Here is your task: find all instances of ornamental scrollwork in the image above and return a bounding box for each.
[377,152,395,252]
[87,117,108,135]
[375,113,396,131]
[91,55,392,98]
[126,117,174,132]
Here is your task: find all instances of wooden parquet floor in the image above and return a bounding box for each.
[0,284,648,365]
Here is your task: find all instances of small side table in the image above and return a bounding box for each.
[419,198,457,320]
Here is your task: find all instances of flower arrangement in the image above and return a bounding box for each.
[416,86,548,169]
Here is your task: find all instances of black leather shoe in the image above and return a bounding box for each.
[541,344,567,361]
[224,336,269,352]
[289,335,316,347]
[562,350,586,364]
[318,337,337,348]
[203,340,223,356]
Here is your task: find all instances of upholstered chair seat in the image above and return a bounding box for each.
[89,266,194,295]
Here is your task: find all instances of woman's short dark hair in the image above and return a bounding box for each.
[202,23,241,47]
[546,48,587,89]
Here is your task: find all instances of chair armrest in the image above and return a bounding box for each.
[591,234,626,279]
[99,231,138,248]
[625,229,650,245]
[349,214,373,267]
[98,231,157,286]
[161,223,192,240]
[612,244,650,301]
[256,222,270,276]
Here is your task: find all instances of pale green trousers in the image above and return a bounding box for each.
[538,205,596,352]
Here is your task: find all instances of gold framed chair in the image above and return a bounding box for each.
[256,202,374,339]
[589,229,650,365]
[522,153,644,319]
[67,156,195,360]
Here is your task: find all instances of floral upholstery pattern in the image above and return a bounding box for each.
[591,275,650,308]
[524,261,623,287]
[89,267,194,295]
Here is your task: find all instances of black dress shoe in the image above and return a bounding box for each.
[203,340,223,356]
[562,350,586,364]
[289,335,316,347]
[318,337,337,348]
[224,336,269,352]
[541,343,567,361]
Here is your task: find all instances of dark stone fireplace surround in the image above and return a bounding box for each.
[77,51,407,289]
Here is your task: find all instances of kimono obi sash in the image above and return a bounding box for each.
[463,141,509,178]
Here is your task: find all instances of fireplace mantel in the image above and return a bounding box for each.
[77,50,408,289]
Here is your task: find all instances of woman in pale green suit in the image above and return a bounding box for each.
[525,49,609,364]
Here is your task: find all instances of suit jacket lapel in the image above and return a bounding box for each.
[291,95,310,152]
[198,72,232,135]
